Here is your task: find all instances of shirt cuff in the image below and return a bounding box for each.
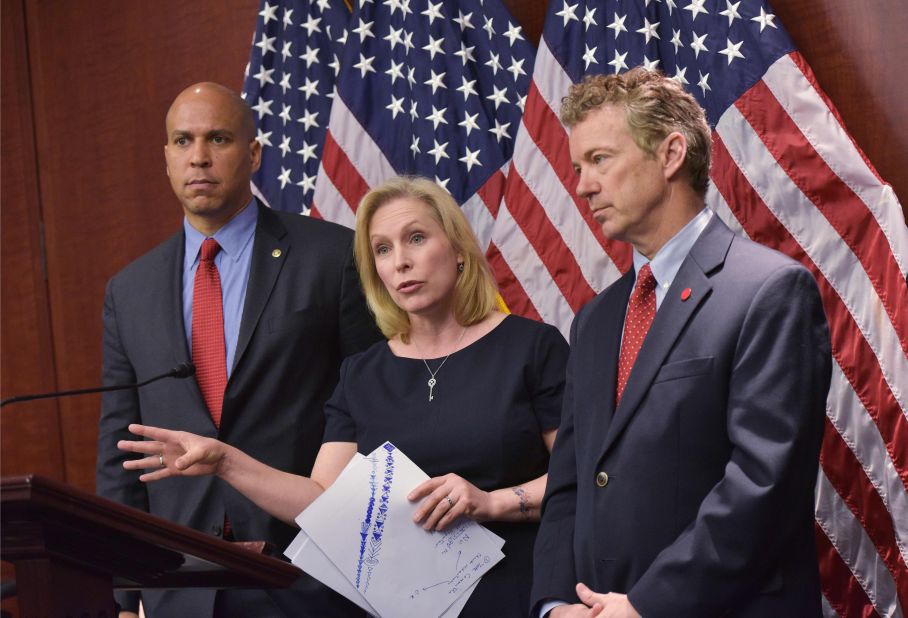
[540,599,568,617]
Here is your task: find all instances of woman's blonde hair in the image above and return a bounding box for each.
[353,176,499,342]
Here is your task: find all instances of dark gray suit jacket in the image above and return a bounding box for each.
[96,202,382,617]
[531,217,831,617]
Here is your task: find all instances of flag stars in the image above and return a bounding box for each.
[422,1,444,24]
[328,54,341,76]
[424,69,447,94]
[670,29,683,53]
[278,103,292,125]
[384,26,404,51]
[255,33,277,55]
[300,45,320,68]
[301,14,322,36]
[402,30,415,53]
[455,42,476,65]
[428,139,450,164]
[282,7,294,28]
[278,136,292,158]
[698,71,711,96]
[251,97,273,118]
[409,99,419,121]
[459,147,482,172]
[458,112,480,136]
[489,119,511,143]
[556,1,580,27]
[583,44,599,69]
[751,7,778,31]
[386,95,405,119]
[298,109,319,131]
[507,57,527,81]
[297,142,317,163]
[407,66,417,87]
[298,173,316,193]
[426,105,449,129]
[352,18,375,42]
[281,40,293,61]
[636,18,660,44]
[690,32,709,58]
[582,6,598,31]
[456,76,478,100]
[410,136,421,156]
[298,77,319,99]
[486,85,509,109]
[386,59,405,84]
[607,13,628,38]
[485,52,503,75]
[482,15,495,38]
[453,10,475,31]
[277,167,292,188]
[608,50,629,73]
[434,176,450,191]
[259,2,278,24]
[422,35,445,60]
[353,53,376,77]
[673,66,689,85]
[503,22,524,46]
[256,128,273,147]
[684,0,709,21]
[253,66,275,88]
[719,38,745,64]
[314,0,330,13]
[720,1,742,26]
[642,55,660,71]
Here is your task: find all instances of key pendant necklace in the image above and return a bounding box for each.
[418,326,467,402]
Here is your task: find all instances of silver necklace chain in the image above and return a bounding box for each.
[417,326,468,402]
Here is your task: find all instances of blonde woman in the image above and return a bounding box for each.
[120,177,568,616]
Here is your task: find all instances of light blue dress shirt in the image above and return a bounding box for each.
[182,199,257,378]
[539,207,713,618]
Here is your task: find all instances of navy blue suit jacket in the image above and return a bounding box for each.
[531,217,831,617]
[96,202,382,617]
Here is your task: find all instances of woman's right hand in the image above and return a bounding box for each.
[118,423,227,482]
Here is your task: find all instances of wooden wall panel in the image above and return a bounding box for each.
[0,0,65,480]
[19,0,258,491]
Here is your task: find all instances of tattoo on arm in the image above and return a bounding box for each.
[512,486,531,519]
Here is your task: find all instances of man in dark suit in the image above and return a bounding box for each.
[531,69,831,617]
[96,82,382,617]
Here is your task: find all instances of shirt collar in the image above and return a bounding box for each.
[632,207,713,290]
[183,198,258,265]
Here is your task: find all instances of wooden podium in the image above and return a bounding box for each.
[1,475,301,618]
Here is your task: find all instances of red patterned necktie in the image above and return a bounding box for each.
[616,263,657,405]
[192,238,227,428]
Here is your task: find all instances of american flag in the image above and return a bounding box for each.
[243,1,908,615]
[311,0,534,250]
[488,1,908,616]
[242,0,351,214]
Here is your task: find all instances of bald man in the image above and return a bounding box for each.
[96,83,382,617]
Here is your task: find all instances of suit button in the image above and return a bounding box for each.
[595,471,609,487]
[211,524,223,536]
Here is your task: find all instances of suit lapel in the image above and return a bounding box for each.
[163,231,193,367]
[598,217,733,459]
[587,272,634,443]
[232,203,289,374]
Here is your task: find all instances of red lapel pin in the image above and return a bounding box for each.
[680,287,692,301]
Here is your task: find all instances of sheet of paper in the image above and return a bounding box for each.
[294,442,505,618]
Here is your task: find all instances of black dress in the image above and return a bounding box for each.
[322,314,569,617]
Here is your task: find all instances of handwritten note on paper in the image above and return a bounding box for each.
[287,442,505,618]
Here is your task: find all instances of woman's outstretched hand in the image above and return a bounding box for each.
[118,423,228,482]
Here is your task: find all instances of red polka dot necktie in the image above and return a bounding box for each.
[192,238,227,428]
[616,264,657,405]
